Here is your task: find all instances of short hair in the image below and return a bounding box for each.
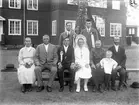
[63,37,70,41]
[25,37,31,42]
[95,40,101,44]
[86,19,92,22]
[66,22,72,26]
[106,50,113,55]
[43,34,50,39]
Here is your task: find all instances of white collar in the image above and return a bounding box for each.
[86,27,91,31]
[25,46,32,51]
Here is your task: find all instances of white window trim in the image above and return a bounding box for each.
[96,24,105,37]
[65,20,76,31]
[27,20,38,36]
[9,0,21,9]
[0,0,2,7]
[8,19,21,35]
[110,23,122,37]
[112,0,120,10]
[52,20,57,36]
[27,0,38,11]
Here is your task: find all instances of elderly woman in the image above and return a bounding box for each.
[18,37,36,93]
[73,34,92,92]
[90,40,106,92]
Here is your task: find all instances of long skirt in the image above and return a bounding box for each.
[91,66,105,87]
[17,65,36,84]
[75,65,92,83]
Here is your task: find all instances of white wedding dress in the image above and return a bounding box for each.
[74,47,92,82]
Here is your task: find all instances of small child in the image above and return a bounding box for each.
[100,50,118,91]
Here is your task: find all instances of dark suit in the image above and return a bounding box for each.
[108,45,127,88]
[59,30,76,47]
[81,28,99,50]
[57,45,75,89]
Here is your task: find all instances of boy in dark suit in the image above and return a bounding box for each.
[108,36,127,91]
[57,37,75,92]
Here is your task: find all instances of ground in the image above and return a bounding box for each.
[0,43,139,105]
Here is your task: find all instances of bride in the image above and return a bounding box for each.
[74,34,92,92]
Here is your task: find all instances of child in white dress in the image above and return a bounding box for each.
[100,50,118,90]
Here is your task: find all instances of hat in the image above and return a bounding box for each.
[130,82,139,89]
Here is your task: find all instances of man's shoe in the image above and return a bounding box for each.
[111,87,117,91]
[69,87,74,92]
[46,86,52,92]
[59,87,64,92]
[36,86,44,92]
[21,85,26,93]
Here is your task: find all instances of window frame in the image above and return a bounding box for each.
[110,23,122,37]
[9,0,21,9]
[27,0,38,11]
[112,0,120,10]
[8,19,21,35]
[0,0,2,7]
[64,20,76,31]
[52,20,57,36]
[27,20,38,36]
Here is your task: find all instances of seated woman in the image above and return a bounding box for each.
[90,40,105,92]
[17,37,36,93]
[74,34,92,92]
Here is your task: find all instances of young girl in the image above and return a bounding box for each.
[100,50,118,90]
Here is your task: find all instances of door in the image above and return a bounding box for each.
[0,21,3,41]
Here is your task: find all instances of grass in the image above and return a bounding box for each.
[0,45,139,105]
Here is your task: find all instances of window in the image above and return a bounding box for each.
[9,0,21,9]
[27,20,38,36]
[65,20,76,31]
[27,0,38,10]
[92,15,105,37]
[0,0,2,7]
[112,0,120,10]
[110,23,122,37]
[8,19,21,35]
[67,0,107,8]
[88,0,107,8]
[52,20,57,36]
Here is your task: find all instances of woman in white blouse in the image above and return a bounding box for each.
[74,34,92,92]
[18,37,36,93]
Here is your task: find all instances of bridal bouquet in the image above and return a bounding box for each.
[74,63,81,71]
[24,58,33,68]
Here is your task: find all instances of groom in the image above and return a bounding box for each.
[81,19,99,50]
[57,37,75,92]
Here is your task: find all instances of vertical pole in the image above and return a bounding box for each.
[23,0,26,44]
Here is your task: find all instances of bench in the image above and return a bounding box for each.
[1,65,70,82]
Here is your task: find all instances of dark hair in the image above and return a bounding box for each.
[66,22,72,26]
[86,19,92,22]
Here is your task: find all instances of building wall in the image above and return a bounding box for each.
[1,0,51,45]
[51,0,127,46]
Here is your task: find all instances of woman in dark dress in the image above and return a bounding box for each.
[90,40,106,92]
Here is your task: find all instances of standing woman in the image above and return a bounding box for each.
[74,34,92,92]
[18,37,36,93]
[90,40,105,92]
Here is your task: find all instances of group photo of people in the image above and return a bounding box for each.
[17,19,127,93]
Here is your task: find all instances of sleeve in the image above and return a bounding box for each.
[58,33,63,46]
[120,48,127,68]
[90,48,95,65]
[34,45,41,66]
[18,48,24,65]
[71,48,75,63]
[112,60,118,69]
[53,45,58,65]
[32,48,36,64]
[100,59,104,68]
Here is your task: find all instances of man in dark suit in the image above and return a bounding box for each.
[81,19,100,50]
[108,36,127,91]
[59,22,76,47]
[57,37,75,92]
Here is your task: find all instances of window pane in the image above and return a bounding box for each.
[10,0,14,7]
[28,0,32,9]
[28,22,32,34]
[33,0,37,9]
[33,22,37,34]
[10,21,14,34]
[112,0,120,10]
